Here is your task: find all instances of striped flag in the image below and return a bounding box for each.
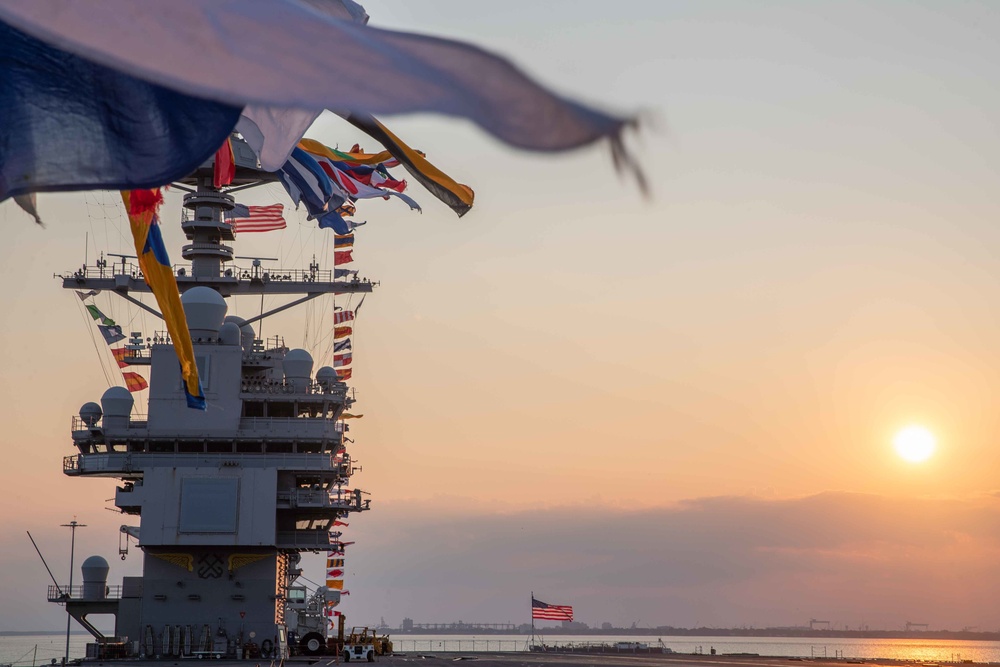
[333,311,354,325]
[334,326,352,339]
[327,558,345,567]
[334,234,354,248]
[532,597,573,621]
[227,203,286,233]
[334,339,352,353]
[122,371,149,392]
[110,347,130,368]
[333,353,352,367]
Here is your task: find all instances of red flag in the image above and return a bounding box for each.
[333,311,354,325]
[336,368,352,381]
[334,250,353,266]
[333,520,349,527]
[213,137,235,188]
[334,353,352,367]
[122,372,148,392]
[341,590,351,596]
[110,347,130,368]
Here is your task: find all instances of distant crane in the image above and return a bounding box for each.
[810,619,830,630]
[905,622,929,632]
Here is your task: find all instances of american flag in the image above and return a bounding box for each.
[532,597,573,621]
[226,203,286,233]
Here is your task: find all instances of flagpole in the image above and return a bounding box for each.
[529,591,535,649]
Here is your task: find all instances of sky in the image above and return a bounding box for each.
[2,0,1000,633]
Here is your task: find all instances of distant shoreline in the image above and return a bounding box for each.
[389,629,1000,641]
[5,629,1000,642]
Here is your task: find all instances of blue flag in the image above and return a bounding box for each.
[334,339,352,353]
[98,324,126,345]
[0,21,241,203]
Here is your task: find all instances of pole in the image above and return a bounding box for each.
[61,520,86,667]
[530,591,535,648]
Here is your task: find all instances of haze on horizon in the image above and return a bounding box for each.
[2,0,1000,634]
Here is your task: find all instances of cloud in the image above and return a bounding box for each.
[335,491,1000,629]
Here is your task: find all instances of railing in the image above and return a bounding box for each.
[276,489,366,510]
[47,585,123,602]
[275,531,339,548]
[63,262,370,286]
[63,451,346,474]
[393,639,526,653]
[240,380,347,397]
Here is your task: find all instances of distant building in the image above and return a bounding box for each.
[402,618,414,632]
[561,621,590,631]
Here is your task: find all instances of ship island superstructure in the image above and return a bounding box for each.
[50,138,372,660]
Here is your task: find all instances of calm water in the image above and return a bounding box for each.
[393,634,1000,662]
[4,632,1000,664]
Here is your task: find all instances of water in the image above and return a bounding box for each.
[392,634,1000,662]
[5,632,1000,663]
[0,635,91,667]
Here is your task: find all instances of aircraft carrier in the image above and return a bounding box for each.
[49,138,371,661]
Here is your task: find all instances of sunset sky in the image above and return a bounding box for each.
[3,0,1000,633]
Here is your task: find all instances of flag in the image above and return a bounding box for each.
[0,21,240,204]
[340,114,473,217]
[327,558,345,567]
[334,326,352,339]
[309,151,422,212]
[213,136,235,188]
[86,304,117,326]
[334,250,353,266]
[333,521,349,527]
[0,0,637,207]
[122,371,149,392]
[334,339,352,353]
[122,189,205,410]
[334,234,354,248]
[328,550,345,557]
[531,597,573,621]
[333,311,354,325]
[335,368,352,381]
[333,353,352,368]
[327,569,344,578]
[14,193,43,225]
[226,203,287,233]
[334,269,358,279]
[98,324,126,344]
[340,413,363,419]
[318,210,352,235]
[76,290,100,301]
[327,580,344,590]
[341,590,350,596]
[110,347,130,369]
[277,147,345,217]
[236,106,322,172]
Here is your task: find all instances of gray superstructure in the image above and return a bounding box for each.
[50,138,372,660]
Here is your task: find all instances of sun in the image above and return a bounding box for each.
[893,425,936,463]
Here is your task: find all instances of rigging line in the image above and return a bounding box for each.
[75,296,115,388]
